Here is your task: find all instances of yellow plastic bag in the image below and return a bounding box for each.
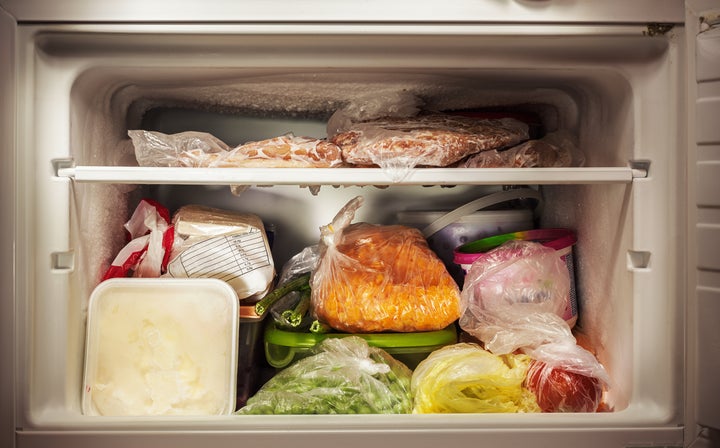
[411,343,540,413]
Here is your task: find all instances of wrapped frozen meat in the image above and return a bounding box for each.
[129,130,344,168]
[411,343,540,414]
[311,196,461,333]
[328,110,529,179]
[166,205,275,301]
[456,131,584,168]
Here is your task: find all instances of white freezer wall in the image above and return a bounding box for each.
[9,22,689,448]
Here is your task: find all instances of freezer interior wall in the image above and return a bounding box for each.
[19,29,682,429]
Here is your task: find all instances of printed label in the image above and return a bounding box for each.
[168,230,271,283]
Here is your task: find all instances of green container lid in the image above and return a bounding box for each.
[264,322,458,369]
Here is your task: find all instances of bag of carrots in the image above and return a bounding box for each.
[310,196,461,333]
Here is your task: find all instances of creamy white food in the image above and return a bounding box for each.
[84,284,236,416]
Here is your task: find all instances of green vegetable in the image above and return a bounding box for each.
[255,273,311,316]
[280,288,311,328]
[309,319,333,334]
[236,337,413,415]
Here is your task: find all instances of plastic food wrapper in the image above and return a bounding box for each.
[459,240,572,354]
[326,93,529,181]
[523,341,609,412]
[101,199,176,280]
[456,130,585,168]
[129,130,344,168]
[267,245,320,331]
[236,336,413,414]
[311,196,462,333]
[165,205,275,301]
[411,343,540,413]
[458,239,610,412]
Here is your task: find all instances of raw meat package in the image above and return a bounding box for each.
[328,112,530,171]
[129,130,344,168]
[311,196,462,333]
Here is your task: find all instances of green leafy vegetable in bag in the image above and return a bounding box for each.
[237,336,413,414]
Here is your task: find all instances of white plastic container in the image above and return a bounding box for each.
[82,278,240,416]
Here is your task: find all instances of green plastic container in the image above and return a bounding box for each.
[264,322,458,370]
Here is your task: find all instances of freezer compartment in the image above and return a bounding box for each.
[20,27,683,433]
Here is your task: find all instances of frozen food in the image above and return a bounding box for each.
[167,205,275,301]
[311,196,462,333]
[82,278,239,416]
[129,130,344,168]
[411,343,540,414]
[329,113,530,168]
[237,337,413,414]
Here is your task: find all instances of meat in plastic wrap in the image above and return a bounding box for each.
[456,131,585,168]
[236,336,413,414]
[129,130,344,168]
[411,343,540,413]
[310,196,461,333]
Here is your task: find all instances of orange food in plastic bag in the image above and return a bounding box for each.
[311,197,461,333]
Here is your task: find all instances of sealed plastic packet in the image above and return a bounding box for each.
[165,205,275,301]
[310,196,461,333]
[237,336,413,414]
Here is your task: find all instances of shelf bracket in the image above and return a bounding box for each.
[52,158,75,178]
[629,159,650,178]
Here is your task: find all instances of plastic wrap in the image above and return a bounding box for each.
[101,199,176,280]
[411,343,540,414]
[129,130,344,168]
[166,205,275,301]
[237,336,413,414]
[456,130,585,168]
[523,341,608,412]
[267,245,320,330]
[458,240,610,412]
[310,196,461,333]
[459,240,571,353]
[329,113,529,180]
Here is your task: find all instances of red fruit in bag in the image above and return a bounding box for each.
[524,360,602,413]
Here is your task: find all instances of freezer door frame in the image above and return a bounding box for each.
[0,4,17,448]
[686,0,720,446]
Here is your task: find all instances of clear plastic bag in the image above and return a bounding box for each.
[267,245,320,330]
[459,240,571,354]
[237,336,413,414]
[456,130,585,168]
[522,340,609,412]
[411,343,540,414]
[458,239,610,412]
[310,196,461,333]
[129,130,344,168]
